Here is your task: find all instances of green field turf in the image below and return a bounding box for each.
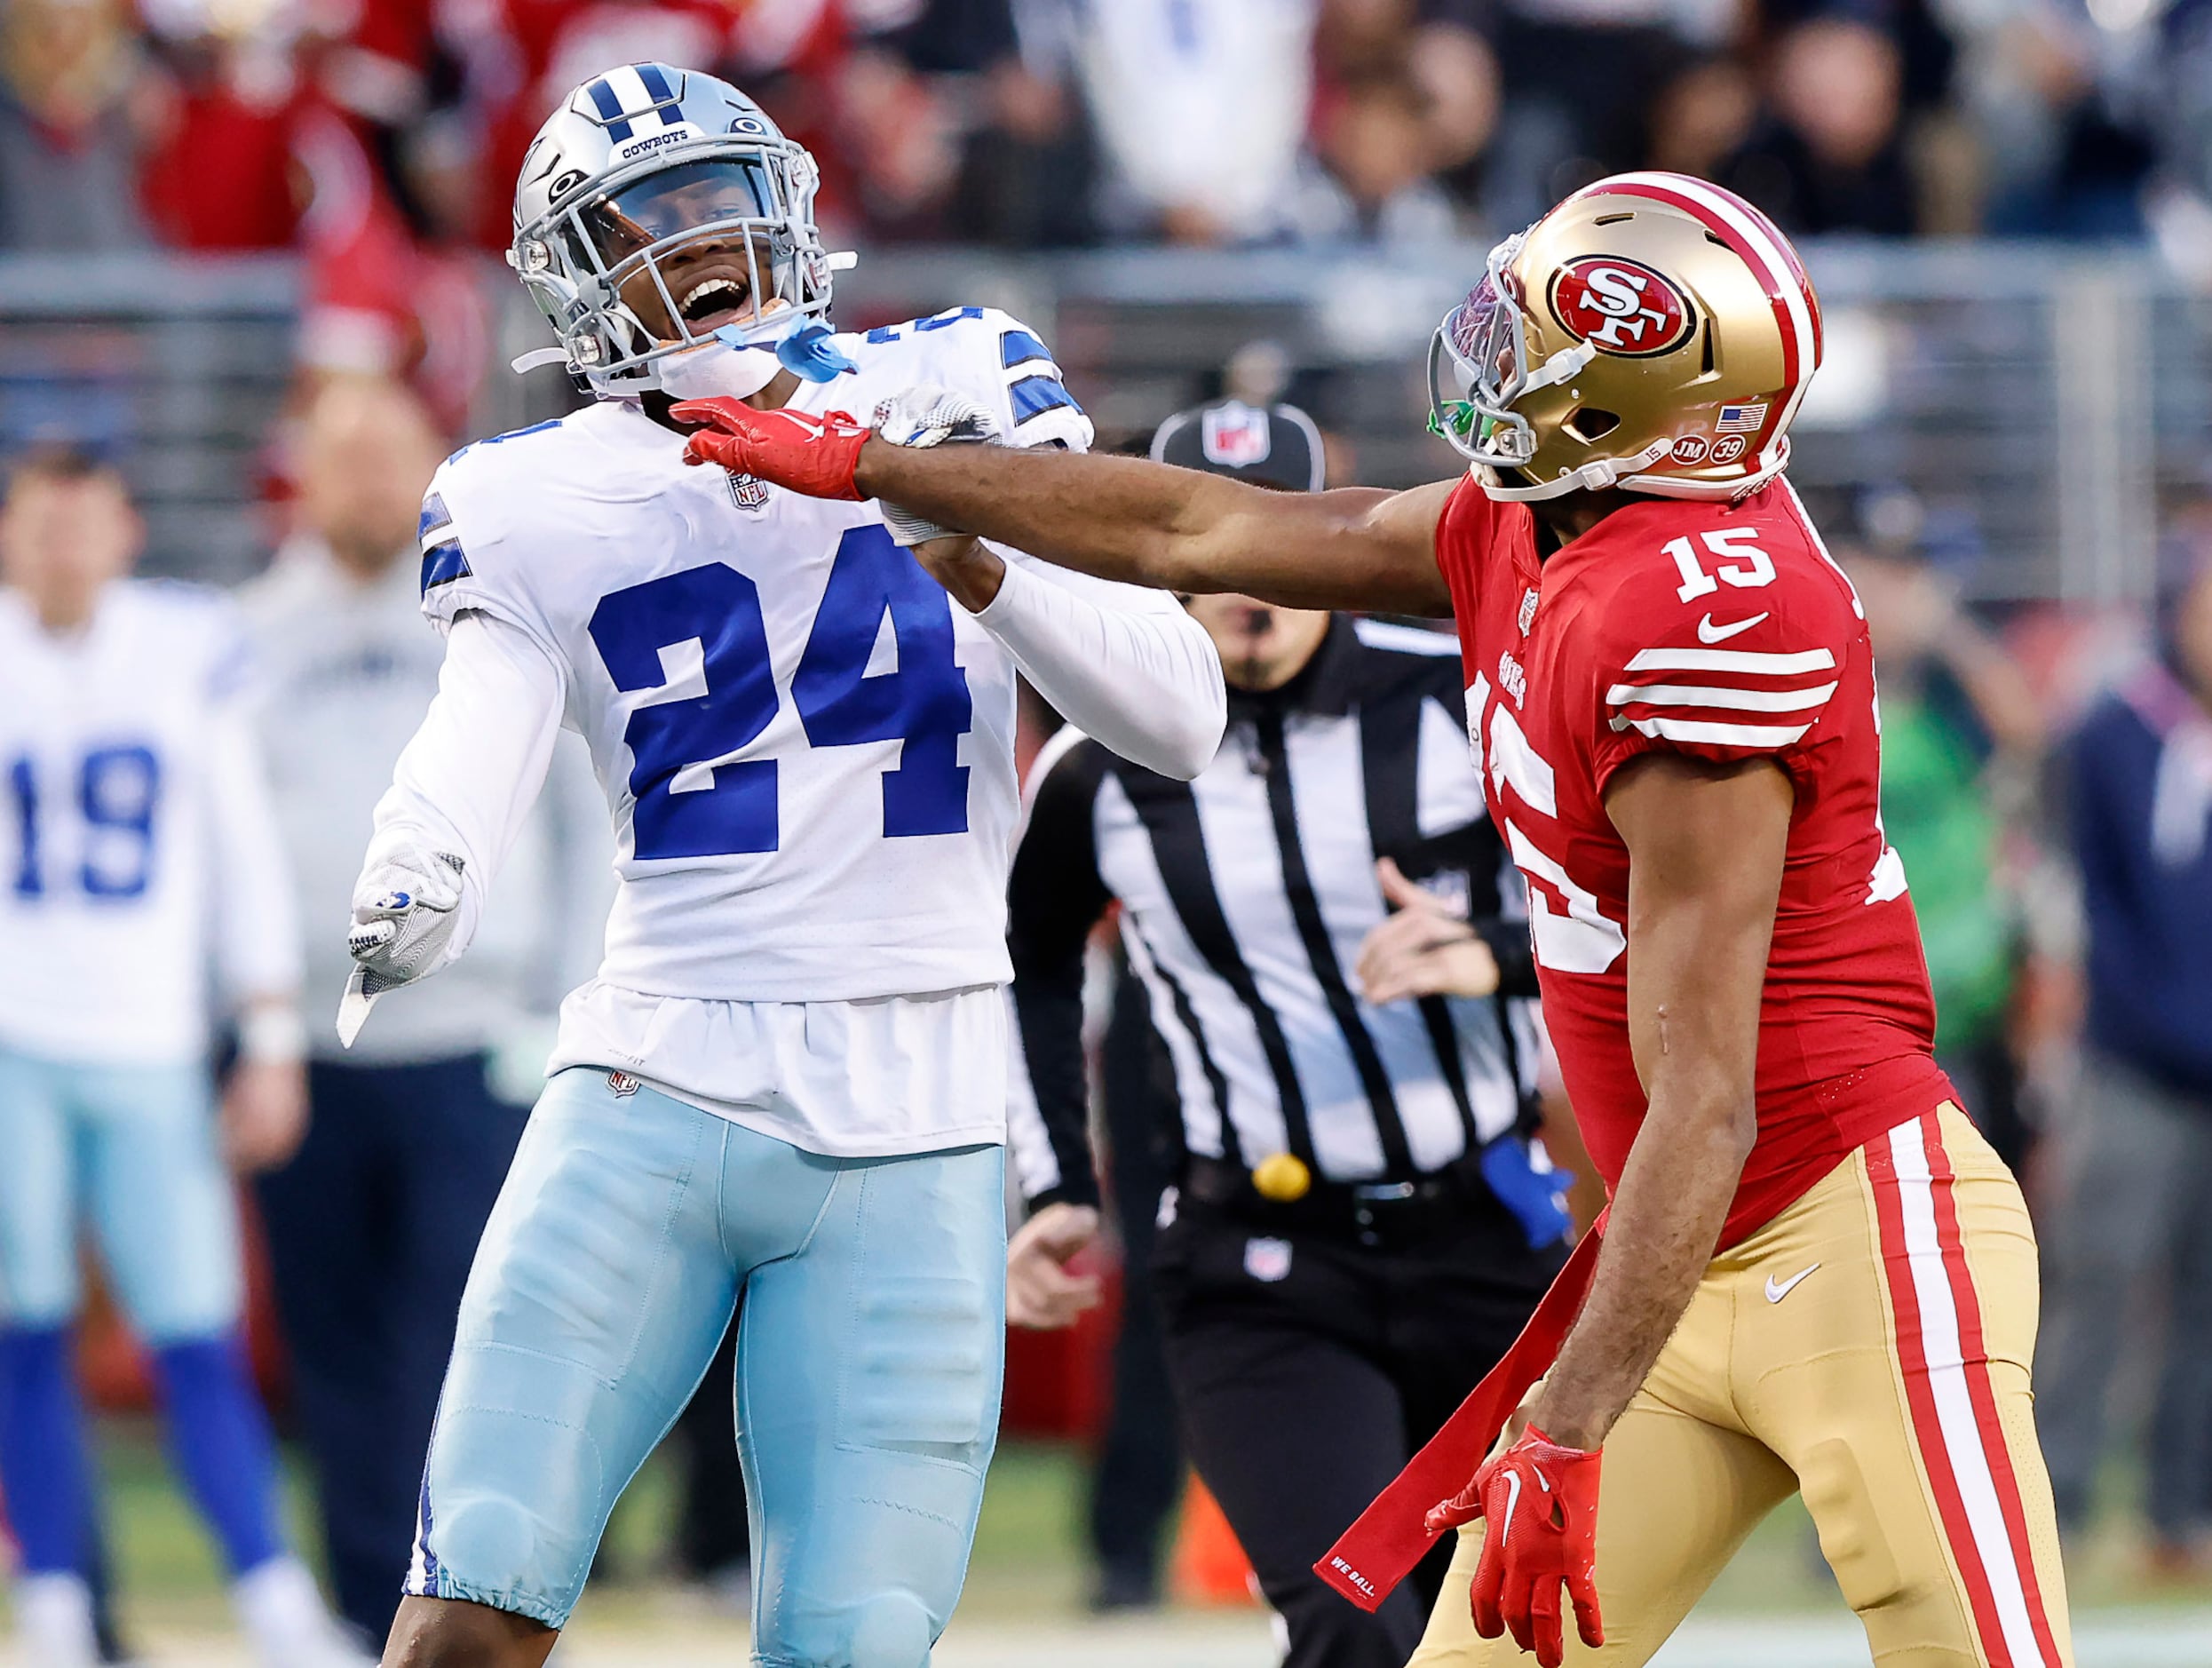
[7,1421,2211,1655]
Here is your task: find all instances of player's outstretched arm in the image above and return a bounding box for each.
[339,612,567,1044]
[1533,754,1793,1450]
[677,401,1457,616]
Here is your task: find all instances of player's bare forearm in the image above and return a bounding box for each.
[856,438,1456,615]
[1533,1078,1752,1450]
[1531,754,1794,1451]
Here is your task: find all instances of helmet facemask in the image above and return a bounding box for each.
[1428,234,1597,491]
[512,135,836,388]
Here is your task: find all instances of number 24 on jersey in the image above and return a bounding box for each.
[587,524,971,860]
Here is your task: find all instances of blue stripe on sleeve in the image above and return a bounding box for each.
[421,541,472,595]
[1000,329,1051,369]
[1009,374,1083,425]
[417,492,452,544]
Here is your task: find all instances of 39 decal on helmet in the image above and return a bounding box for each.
[506,62,858,395]
[1429,171,1823,504]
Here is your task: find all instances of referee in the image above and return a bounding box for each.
[1004,399,1572,1668]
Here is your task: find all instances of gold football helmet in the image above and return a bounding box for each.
[1430,171,1824,503]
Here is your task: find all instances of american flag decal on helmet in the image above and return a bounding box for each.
[1716,402,1769,433]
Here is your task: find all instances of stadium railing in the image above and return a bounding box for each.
[4,243,2197,603]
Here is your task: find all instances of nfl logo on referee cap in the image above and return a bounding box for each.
[1202,401,1273,468]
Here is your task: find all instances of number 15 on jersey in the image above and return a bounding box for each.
[586,524,972,860]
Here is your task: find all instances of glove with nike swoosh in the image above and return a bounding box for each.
[1425,1426,1603,1668]
[674,401,870,499]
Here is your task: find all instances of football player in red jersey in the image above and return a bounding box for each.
[672,171,2073,1668]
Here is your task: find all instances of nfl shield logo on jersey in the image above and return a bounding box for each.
[607,1070,641,1098]
[1201,401,1272,468]
[727,473,771,512]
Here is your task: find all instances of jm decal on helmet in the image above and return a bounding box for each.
[506,62,859,400]
[1429,171,1825,504]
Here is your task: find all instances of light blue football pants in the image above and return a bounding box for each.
[0,1046,242,1340]
[405,1067,1007,1666]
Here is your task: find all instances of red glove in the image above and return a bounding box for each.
[671,399,869,501]
[1424,1426,1603,1667]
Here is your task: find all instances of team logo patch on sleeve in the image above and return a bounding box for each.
[1549,256,1694,357]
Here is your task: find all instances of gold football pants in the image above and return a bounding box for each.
[1410,1105,2073,1667]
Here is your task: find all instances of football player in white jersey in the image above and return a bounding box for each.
[337,63,1225,1668]
[0,449,366,1668]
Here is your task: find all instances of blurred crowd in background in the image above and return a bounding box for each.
[12,0,2212,266]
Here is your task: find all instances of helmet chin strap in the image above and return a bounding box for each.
[630,310,857,401]
[1480,436,1673,503]
[512,249,860,385]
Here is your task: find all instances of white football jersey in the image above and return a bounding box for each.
[417,306,1098,1005]
[0,581,300,1066]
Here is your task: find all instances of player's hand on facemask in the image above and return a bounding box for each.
[1357,858,1501,1005]
[1006,1203,1104,1330]
[674,401,871,500]
[1425,1426,1604,1668]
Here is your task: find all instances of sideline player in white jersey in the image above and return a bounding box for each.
[0,448,367,1668]
[337,63,1225,1668]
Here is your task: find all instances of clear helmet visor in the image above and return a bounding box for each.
[1427,231,1594,471]
[578,158,781,266]
[1450,267,1527,409]
[1430,284,1536,466]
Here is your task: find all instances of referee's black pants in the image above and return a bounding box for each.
[1152,1192,1565,1668]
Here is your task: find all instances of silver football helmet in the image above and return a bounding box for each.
[507,62,853,393]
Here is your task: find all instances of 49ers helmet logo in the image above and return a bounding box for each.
[1550,257,1694,357]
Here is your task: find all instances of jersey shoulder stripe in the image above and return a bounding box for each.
[412,412,610,640]
[1580,495,1863,762]
[847,306,1090,452]
[417,490,472,595]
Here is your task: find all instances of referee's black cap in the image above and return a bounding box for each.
[1150,399,1325,494]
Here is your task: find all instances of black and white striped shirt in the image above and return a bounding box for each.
[1007,616,1544,1210]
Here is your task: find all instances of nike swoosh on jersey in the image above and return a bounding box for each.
[1697,611,1771,643]
[1764,1262,1821,1303]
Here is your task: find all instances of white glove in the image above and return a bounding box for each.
[336,846,467,1047]
[869,385,1001,548]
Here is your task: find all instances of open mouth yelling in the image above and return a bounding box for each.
[677,273,757,335]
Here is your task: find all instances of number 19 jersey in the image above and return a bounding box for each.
[1434,476,1956,1246]
[416,306,1094,1003]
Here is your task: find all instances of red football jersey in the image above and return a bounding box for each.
[1433,474,1955,1246]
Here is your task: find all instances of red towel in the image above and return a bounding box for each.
[1313,1227,1603,1610]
